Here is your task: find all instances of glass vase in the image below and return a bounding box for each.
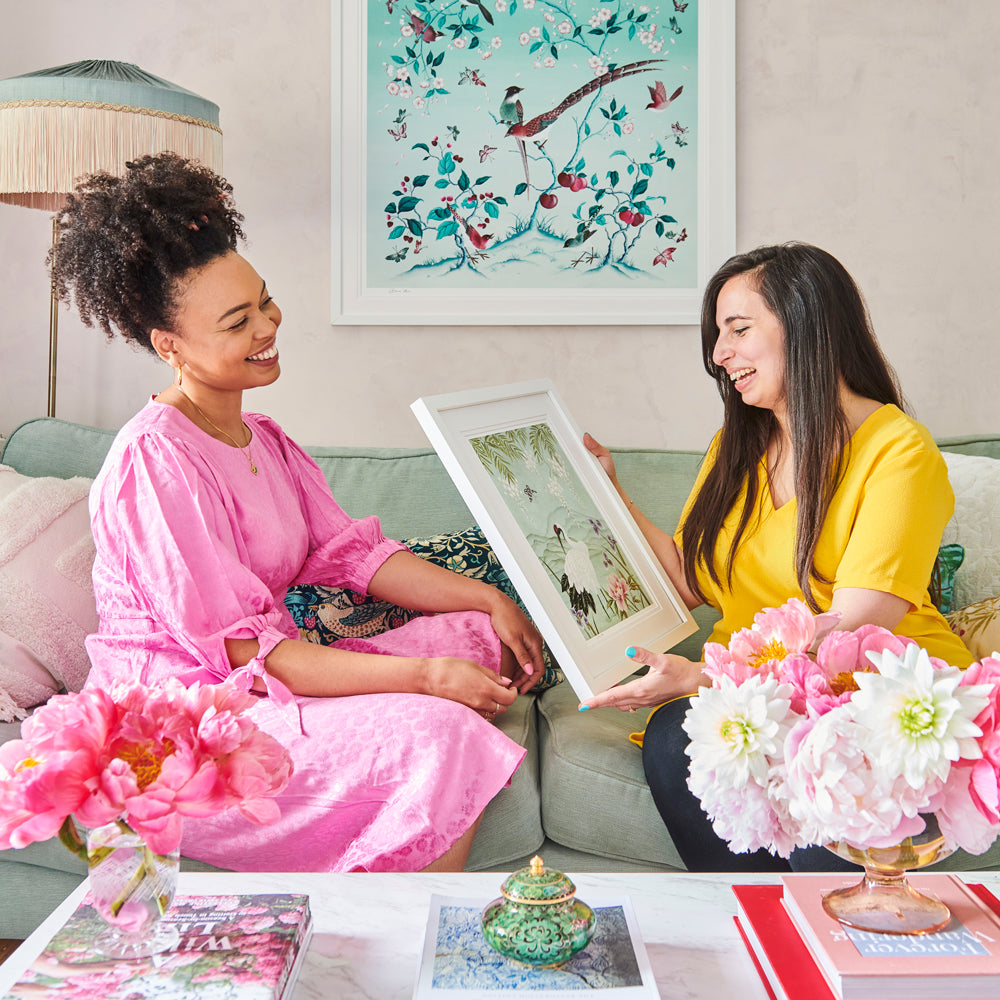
[822,815,955,935]
[86,821,181,958]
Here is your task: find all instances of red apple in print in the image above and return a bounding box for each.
[539,193,558,209]
[557,171,573,187]
[630,213,645,226]
[569,175,587,192]
[619,209,634,224]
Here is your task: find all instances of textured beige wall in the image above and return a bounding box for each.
[1,1,997,452]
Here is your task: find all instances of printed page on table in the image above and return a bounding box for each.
[413,895,660,999]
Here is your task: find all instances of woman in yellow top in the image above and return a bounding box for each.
[581,242,971,871]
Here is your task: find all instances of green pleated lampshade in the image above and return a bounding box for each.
[0,59,222,211]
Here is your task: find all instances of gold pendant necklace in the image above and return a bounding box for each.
[177,389,258,475]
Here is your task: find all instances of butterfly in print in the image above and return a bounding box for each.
[673,0,689,11]
[459,67,487,88]
[479,144,497,162]
[523,485,538,501]
[388,122,407,141]
[385,246,410,262]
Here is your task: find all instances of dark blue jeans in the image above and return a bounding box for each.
[641,696,857,873]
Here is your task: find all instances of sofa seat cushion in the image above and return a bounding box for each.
[536,680,683,868]
[465,692,544,871]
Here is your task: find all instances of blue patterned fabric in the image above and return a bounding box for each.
[285,526,563,690]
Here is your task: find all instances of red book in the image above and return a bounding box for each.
[781,874,1000,999]
[734,882,1000,1000]
[733,884,837,1000]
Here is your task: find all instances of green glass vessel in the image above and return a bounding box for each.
[481,855,597,966]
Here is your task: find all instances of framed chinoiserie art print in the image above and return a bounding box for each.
[333,0,734,326]
[412,379,696,700]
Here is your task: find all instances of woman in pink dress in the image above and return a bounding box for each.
[50,153,543,873]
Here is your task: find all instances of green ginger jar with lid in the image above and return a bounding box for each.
[480,855,597,966]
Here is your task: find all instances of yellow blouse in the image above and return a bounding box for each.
[676,404,972,667]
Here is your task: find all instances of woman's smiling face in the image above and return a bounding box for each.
[712,272,786,418]
[160,251,282,394]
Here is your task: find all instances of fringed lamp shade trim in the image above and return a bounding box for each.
[0,102,223,210]
[0,60,222,211]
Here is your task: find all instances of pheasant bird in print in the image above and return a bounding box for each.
[505,60,662,189]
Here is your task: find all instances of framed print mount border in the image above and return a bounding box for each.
[411,379,696,700]
[332,0,734,326]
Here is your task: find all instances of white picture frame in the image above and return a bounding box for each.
[411,379,696,700]
[332,0,735,326]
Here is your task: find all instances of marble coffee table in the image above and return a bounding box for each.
[5,870,1000,998]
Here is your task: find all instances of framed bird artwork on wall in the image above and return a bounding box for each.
[411,379,696,699]
[332,0,734,325]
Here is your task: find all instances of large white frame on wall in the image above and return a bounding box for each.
[412,379,696,700]
[332,1,734,326]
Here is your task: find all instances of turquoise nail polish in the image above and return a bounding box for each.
[578,705,589,711]
[626,646,637,658]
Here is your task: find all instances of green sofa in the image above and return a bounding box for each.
[2,417,999,940]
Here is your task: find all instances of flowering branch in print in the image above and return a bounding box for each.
[375,0,694,278]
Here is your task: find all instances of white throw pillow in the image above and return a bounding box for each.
[0,465,97,709]
[941,452,1000,611]
[0,629,60,721]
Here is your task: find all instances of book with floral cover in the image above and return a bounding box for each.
[2,893,312,1000]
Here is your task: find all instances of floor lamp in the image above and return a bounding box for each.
[0,60,223,417]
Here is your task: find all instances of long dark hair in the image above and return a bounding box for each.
[680,243,904,610]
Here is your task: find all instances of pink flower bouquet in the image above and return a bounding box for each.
[0,678,293,858]
[682,598,1000,858]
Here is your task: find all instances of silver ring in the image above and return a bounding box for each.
[495,701,500,713]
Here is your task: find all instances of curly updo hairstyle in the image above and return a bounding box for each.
[49,152,246,355]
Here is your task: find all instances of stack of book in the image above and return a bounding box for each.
[734,874,1000,1000]
[2,892,313,1000]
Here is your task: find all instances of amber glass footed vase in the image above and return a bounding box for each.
[821,816,954,935]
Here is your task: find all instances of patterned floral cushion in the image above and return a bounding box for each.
[947,595,1000,661]
[284,526,563,691]
[284,584,422,645]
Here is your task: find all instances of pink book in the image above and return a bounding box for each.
[780,873,1000,1000]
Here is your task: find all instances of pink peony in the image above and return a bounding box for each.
[0,678,293,857]
[784,708,933,848]
[607,574,630,613]
[707,598,841,686]
[953,656,1000,829]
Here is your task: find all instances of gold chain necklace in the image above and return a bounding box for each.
[178,389,258,475]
